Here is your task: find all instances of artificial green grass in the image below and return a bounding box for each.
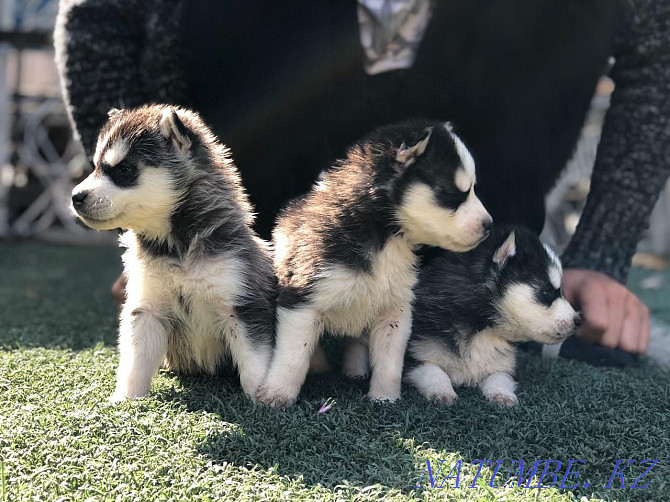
[1,242,669,501]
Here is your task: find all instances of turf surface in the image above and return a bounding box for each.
[1,242,669,501]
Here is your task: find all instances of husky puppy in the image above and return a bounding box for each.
[256,120,493,407]
[405,226,579,406]
[71,105,275,402]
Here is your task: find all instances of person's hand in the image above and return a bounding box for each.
[112,274,127,306]
[562,268,650,354]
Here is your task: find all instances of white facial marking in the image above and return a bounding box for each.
[449,128,476,180]
[497,283,576,343]
[396,183,491,251]
[548,266,562,290]
[71,168,180,238]
[103,140,130,167]
[553,298,576,325]
[454,168,473,193]
[93,119,124,165]
[543,243,563,289]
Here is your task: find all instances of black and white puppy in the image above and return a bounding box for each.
[71,105,275,402]
[256,120,493,407]
[405,225,579,406]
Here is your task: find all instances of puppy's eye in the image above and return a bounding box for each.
[538,287,559,306]
[436,189,468,210]
[118,162,135,174]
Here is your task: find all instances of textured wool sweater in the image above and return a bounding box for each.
[54,0,670,283]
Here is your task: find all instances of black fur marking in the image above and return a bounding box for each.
[433,186,469,210]
[273,119,467,309]
[234,293,277,346]
[536,286,561,307]
[408,225,562,367]
[277,284,313,310]
[101,159,140,188]
[389,123,468,212]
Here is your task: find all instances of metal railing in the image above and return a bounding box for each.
[0,0,89,239]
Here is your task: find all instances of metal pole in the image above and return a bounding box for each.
[0,0,15,236]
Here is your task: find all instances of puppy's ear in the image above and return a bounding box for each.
[493,231,516,267]
[159,108,192,155]
[444,121,454,133]
[108,108,124,119]
[396,129,432,166]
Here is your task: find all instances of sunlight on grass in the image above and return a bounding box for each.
[1,243,668,501]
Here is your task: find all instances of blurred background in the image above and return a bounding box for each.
[1,0,668,362]
[0,0,105,243]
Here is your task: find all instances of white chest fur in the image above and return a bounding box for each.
[313,235,418,336]
[410,327,516,387]
[121,235,247,371]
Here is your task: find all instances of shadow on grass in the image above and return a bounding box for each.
[164,352,669,501]
[4,241,668,500]
[0,242,122,349]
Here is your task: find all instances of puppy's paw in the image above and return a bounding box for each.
[108,392,127,403]
[486,392,518,407]
[481,372,518,407]
[255,384,297,408]
[427,390,458,405]
[367,389,400,403]
[240,374,264,401]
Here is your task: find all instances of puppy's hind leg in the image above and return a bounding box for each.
[256,306,321,407]
[480,372,518,407]
[405,363,458,404]
[367,304,412,402]
[342,335,369,378]
[111,307,168,402]
[309,344,332,374]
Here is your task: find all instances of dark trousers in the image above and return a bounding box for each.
[182,1,621,239]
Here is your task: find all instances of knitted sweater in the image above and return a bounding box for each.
[54,0,670,283]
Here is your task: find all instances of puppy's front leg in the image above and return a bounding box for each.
[256,306,321,407]
[367,304,412,402]
[226,320,272,399]
[405,363,458,404]
[480,372,518,407]
[111,306,168,402]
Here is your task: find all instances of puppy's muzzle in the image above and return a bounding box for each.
[482,217,493,236]
[72,191,89,211]
[557,314,581,339]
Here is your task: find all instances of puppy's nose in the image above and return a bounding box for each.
[482,217,493,232]
[72,191,88,207]
[573,315,582,328]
